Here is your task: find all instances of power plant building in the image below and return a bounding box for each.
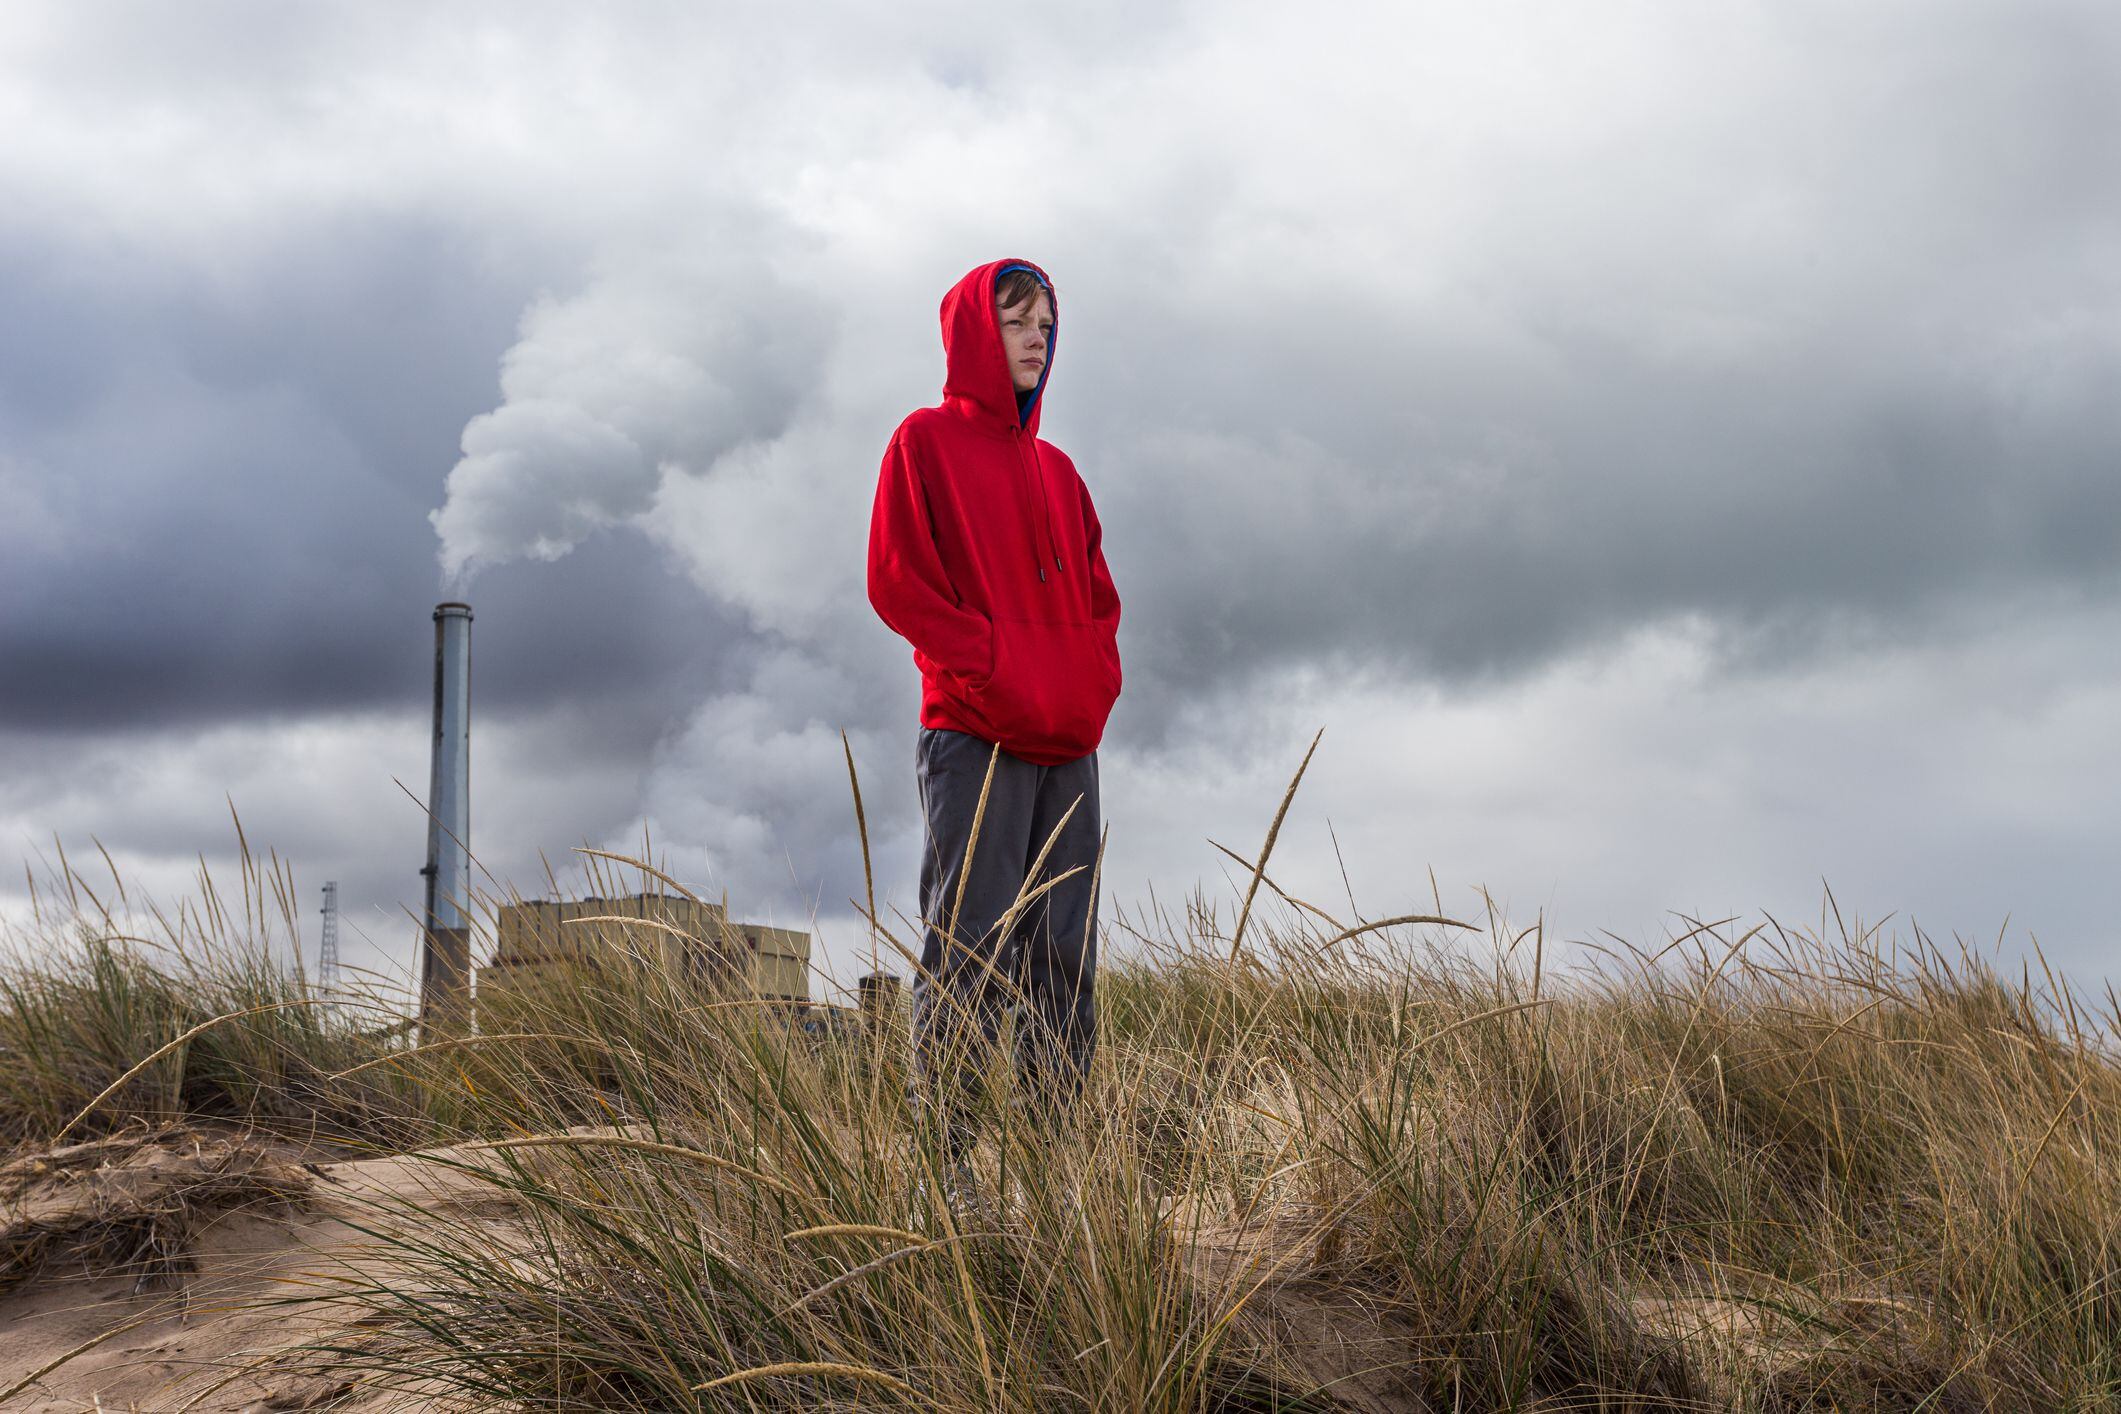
[408,600,815,1032]
[478,893,811,1008]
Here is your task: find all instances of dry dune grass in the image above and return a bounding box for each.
[0,1117,664,1412]
[1,1123,315,1297]
[2,737,2118,1410]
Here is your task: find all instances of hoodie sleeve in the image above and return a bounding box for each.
[867,431,993,680]
[1084,486,1121,637]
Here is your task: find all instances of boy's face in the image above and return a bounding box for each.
[997,289,1053,393]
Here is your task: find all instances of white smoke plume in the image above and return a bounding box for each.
[430,240,834,590]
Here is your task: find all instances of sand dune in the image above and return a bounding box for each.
[1,1121,637,1412]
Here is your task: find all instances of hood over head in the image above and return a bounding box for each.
[940,257,1057,437]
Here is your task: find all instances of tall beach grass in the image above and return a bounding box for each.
[3,743,2118,1410]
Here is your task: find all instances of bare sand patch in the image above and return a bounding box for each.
[0,1121,640,1412]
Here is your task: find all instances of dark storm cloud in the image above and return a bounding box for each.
[1038,9,2121,737]
[1072,299,2121,736]
[0,217,755,737]
[0,218,504,725]
[20,0,2113,750]
[6,0,2121,989]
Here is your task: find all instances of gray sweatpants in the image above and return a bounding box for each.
[910,726,1101,1160]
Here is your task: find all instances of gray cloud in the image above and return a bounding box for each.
[4,1,2119,992]
[0,218,522,728]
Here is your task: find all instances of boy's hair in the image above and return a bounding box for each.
[996,267,1049,311]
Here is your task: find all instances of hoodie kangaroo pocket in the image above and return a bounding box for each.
[969,616,1112,752]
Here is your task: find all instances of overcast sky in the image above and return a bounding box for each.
[4,2,2116,1005]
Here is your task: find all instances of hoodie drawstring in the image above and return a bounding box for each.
[1016,426,1060,581]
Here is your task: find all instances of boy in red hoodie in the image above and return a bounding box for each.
[866,258,1123,1206]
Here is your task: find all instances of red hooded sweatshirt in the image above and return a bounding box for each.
[867,258,1122,765]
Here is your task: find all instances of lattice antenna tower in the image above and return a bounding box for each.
[319,881,340,991]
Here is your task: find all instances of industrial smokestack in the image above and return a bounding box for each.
[419,601,473,1037]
